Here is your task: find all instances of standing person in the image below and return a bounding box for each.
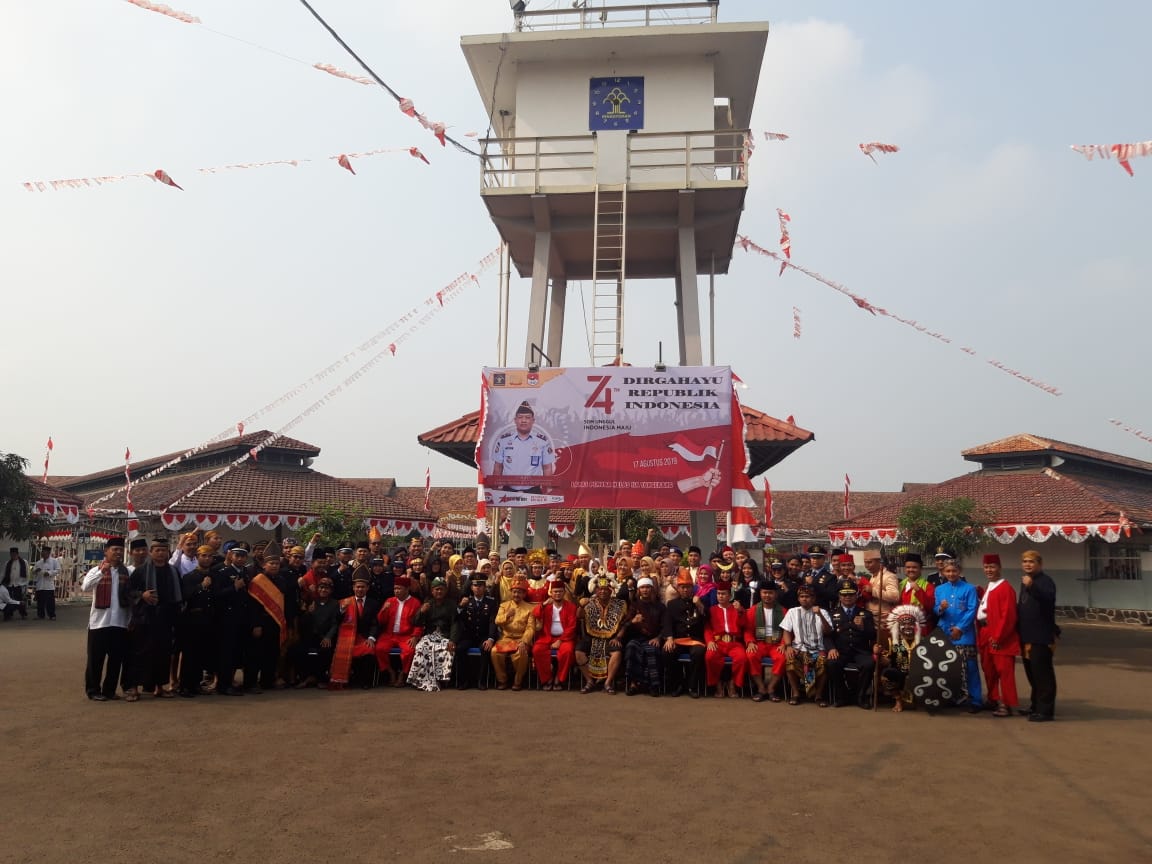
[169,533,201,576]
[126,538,149,573]
[211,545,252,696]
[125,538,183,701]
[860,551,899,627]
[4,548,29,620]
[245,552,289,693]
[81,538,132,701]
[780,584,833,706]
[31,545,60,620]
[176,545,215,697]
[1017,550,1058,722]
[900,553,936,633]
[977,553,1020,718]
[934,559,983,713]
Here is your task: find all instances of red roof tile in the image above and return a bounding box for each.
[830,469,1148,529]
[26,478,83,507]
[962,433,1152,474]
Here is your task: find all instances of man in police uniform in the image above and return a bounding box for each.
[826,578,876,708]
[490,401,556,493]
[808,544,838,609]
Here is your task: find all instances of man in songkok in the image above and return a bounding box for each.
[330,571,382,689]
[621,576,665,696]
[374,575,423,686]
[977,553,1020,718]
[826,578,876,709]
[744,581,786,702]
[175,545,215,697]
[492,578,536,690]
[1017,550,1058,722]
[291,576,342,688]
[244,547,290,693]
[860,551,899,625]
[705,582,746,698]
[780,584,833,705]
[900,553,936,632]
[661,572,706,697]
[532,578,579,690]
[934,557,983,712]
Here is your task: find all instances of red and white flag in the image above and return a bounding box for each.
[728,388,757,545]
[667,438,722,463]
[763,478,774,531]
[124,448,134,515]
[424,467,432,512]
[42,436,53,483]
[476,469,487,533]
[843,473,852,519]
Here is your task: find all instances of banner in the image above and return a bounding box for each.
[476,366,733,509]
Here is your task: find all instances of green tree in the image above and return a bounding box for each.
[297,503,370,548]
[0,453,47,541]
[583,509,657,547]
[896,498,994,560]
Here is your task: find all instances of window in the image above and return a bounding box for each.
[1088,542,1143,581]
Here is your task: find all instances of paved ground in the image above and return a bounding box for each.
[3,608,1150,864]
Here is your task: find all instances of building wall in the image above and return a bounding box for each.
[514,56,715,185]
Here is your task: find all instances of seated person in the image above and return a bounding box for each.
[374,575,423,687]
[826,579,877,709]
[492,578,536,691]
[452,573,498,690]
[576,576,628,694]
[705,582,747,698]
[743,581,786,702]
[878,605,926,712]
[329,573,381,689]
[661,572,707,698]
[407,577,457,692]
[780,584,833,706]
[621,577,665,697]
[531,579,579,691]
[290,576,342,688]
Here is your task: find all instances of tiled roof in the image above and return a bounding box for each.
[372,486,901,533]
[61,431,322,488]
[83,463,424,519]
[418,405,813,476]
[962,433,1152,474]
[830,468,1149,529]
[26,478,83,506]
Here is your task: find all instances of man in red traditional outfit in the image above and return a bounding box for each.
[977,553,1020,718]
[705,583,746,698]
[329,571,381,690]
[531,579,579,690]
[744,581,786,702]
[375,574,423,686]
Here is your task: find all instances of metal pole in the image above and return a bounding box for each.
[709,253,715,364]
[498,240,510,366]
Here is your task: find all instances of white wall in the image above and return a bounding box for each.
[511,55,716,186]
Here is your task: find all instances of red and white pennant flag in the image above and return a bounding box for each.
[42,436,54,483]
[424,467,432,512]
[843,473,852,519]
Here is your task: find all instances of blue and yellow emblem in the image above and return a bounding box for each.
[589,76,644,131]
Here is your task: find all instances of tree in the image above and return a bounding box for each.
[296,503,370,548]
[0,453,47,541]
[896,498,995,561]
[583,509,657,547]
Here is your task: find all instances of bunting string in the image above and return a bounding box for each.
[737,233,1062,397]
[84,246,500,514]
[124,0,199,24]
[792,306,801,340]
[1070,140,1152,177]
[859,142,900,162]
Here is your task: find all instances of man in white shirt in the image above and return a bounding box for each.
[780,584,833,706]
[81,538,133,701]
[31,545,60,620]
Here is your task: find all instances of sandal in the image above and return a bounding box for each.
[511,684,523,692]
[787,698,800,706]
[713,688,726,698]
[124,691,140,703]
[751,692,765,703]
[580,683,594,694]
[605,686,616,695]
[768,694,783,703]
[992,706,1011,718]
[817,700,830,708]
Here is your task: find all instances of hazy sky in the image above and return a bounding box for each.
[4,0,1150,494]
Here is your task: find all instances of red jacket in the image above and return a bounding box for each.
[377,595,423,639]
[705,604,742,643]
[977,581,1020,656]
[532,599,580,643]
[742,605,786,644]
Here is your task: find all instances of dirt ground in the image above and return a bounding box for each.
[3,607,1151,864]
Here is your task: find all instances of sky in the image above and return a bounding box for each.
[3,0,1150,495]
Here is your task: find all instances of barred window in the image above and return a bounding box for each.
[1088,542,1142,581]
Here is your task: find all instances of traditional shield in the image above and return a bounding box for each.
[907,628,965,709]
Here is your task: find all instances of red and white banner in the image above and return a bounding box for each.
[829,523,1126,548]
[477,366,733,510]
[32,501,81,524]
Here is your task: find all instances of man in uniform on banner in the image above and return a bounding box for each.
[489,401,556,493]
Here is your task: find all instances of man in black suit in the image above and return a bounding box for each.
[452,573,499,690]
[826,576,876,708]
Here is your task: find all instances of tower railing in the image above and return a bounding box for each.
[514,2,719,32]
[480,129,750,192]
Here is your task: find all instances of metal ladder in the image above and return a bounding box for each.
[590,183,627,366]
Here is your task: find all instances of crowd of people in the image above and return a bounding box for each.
[79,531,1059,721]
[3,545,69,621]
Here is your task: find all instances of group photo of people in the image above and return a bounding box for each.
[79,530,1059,721]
